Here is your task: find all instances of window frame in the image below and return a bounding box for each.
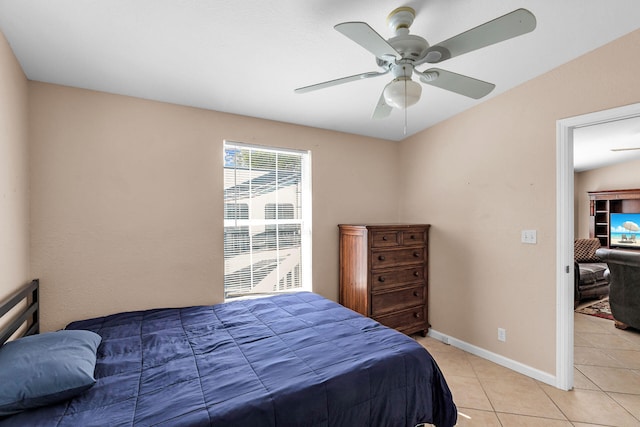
[223,141,312,300]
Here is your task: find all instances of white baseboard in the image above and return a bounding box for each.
[428,329,558,387]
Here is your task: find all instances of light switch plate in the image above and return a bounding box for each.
[521,230,537,244]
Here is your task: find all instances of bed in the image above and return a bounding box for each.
[0,280,457,426]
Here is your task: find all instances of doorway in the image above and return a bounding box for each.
[556,102,640,391]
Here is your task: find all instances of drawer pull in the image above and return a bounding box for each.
[378,255,386,261]
[414,312,421,318]
[382,236,388,241]
[378,276,385,282]
[413,271,420,277]
[410,235,416,239]
[413,291,419,297]
[413,252,420,257]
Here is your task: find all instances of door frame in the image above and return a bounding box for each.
[556,102,640,390]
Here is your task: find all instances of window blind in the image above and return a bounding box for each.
[223,142,311,299]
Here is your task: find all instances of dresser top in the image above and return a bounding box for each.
[338,224,430,229]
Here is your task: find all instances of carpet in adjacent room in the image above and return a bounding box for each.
[575,297,613,321]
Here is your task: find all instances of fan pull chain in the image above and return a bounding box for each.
[403,74,408,135]
[404,108,408,136]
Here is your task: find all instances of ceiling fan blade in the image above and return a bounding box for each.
[416,68,495,99]
[335,22,401,61]
[295,70,388,94]
[372,91,392,119]
[424,8,536,63]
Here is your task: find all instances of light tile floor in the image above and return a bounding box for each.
[415,308,640,426]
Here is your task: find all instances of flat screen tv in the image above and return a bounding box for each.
[610,213,640,249]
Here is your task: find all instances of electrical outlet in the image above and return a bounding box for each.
[498,328,506,342]
[521,230,537,244]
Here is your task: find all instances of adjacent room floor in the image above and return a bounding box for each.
[416,312,640,426]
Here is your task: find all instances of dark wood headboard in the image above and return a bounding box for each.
[0,279,39,345]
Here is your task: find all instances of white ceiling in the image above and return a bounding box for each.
[1,1,640,142]
[574,115,640,172]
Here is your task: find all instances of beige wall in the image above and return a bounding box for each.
[0,32,29,301]
[398,29,640,374]
[575,158,640,238]
[29,83,400,330]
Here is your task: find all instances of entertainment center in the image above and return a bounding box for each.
[589,189,640,249]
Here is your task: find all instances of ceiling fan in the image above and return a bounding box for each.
[295,7,536,119]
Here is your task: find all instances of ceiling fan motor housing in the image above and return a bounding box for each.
[375,33,430,69]
[388,34,429,62]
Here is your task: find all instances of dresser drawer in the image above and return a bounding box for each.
[370,230,402,247]
[371,266,424,291]
[374,306,426,331]
[371,247,425,269]
[371,286,425,316]
[401,229,427,245]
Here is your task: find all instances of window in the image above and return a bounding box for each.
[223,142,311,299]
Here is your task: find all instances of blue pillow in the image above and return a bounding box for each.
[0,329,102,416]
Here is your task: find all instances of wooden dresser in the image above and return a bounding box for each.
[338,224,430,336]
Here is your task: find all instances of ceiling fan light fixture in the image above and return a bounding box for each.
[383,78,421,109]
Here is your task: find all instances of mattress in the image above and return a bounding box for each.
[1,292,457,426]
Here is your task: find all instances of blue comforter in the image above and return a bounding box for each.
[2,292,456,426]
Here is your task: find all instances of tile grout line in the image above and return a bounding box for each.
[533,377,574,424]
[604,390,640,424]
[460,349,502,423]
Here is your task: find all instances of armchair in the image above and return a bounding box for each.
[595,248,640,330]
[574,238,609,307]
